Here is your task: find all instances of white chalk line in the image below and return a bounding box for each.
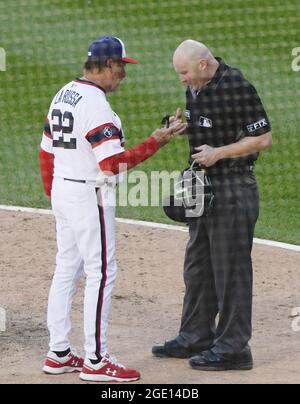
[0,204,299,253]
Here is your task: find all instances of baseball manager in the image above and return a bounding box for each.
[39,36,185,382]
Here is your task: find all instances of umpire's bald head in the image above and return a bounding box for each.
[174,40,214,62]
[173,40,219,91]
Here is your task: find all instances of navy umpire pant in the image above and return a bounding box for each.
[177,172,259,354]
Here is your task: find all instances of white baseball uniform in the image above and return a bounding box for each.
[41,78,124,359]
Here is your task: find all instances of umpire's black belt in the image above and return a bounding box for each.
[206,165,254,176]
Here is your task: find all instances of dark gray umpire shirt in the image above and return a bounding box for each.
[179,58,272,353]
[185,57,271,174]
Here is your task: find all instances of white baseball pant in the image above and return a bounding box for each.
[47,177,117,359]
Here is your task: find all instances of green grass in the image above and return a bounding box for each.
[0,0,299,244]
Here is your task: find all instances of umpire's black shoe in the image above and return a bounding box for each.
[152,339,204,359]
[189,347,253,371]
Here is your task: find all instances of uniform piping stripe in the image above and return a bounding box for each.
[44,118,52,139]
[73,79,106,93]
[86,123,116,139]
[91,136,120,149]
[43,131,53,140]
[95,195,108,358]
[74,79,98,88]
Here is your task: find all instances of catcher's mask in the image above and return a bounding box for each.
[163,161,215,223]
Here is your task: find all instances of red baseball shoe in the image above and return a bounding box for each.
[43,350,84,375]
[80,353,141,382]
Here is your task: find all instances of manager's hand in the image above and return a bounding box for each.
[151,121,187,146]
[170,108,187,138]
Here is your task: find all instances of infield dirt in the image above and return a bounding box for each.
[0,210,299,384]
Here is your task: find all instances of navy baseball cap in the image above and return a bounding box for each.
[87,36,139,64]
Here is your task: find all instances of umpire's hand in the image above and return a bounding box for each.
[169,108,183,124]
[192,144,220,167]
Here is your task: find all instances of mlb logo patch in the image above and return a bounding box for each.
[199,116,213,128]
[185,110,191,120]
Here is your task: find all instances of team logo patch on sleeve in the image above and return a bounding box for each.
[247,118,268,133]
[103,127,113,138]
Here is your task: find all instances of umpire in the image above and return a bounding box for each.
[152,40,272,371]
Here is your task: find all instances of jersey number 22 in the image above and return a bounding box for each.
[52,109,76,149]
